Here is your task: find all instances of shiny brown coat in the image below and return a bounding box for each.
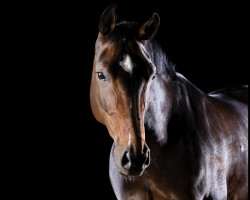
[90,5,248,200]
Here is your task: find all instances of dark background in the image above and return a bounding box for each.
[14,1,248,199]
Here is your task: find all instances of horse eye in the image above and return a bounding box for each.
[97,72,106,80]
[152,75,156,80]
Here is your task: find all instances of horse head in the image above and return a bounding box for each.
[90,4,160,176]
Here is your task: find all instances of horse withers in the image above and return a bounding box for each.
[90,4,248,200]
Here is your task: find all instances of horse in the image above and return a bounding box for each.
[90,4,248,200]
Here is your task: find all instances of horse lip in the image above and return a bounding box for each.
[119,168,145,177]
[118,164,148,177]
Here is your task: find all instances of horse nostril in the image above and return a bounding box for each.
[121,151,131,170]
[143,146,150,167]
[144,150,150,166]
[120,146,150,174]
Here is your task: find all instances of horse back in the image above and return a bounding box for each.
[207,85,248,138]
[209,85,248,105]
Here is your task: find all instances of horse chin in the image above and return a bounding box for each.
[117,166,146,177]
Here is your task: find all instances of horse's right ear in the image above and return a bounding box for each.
[99,4,118,37]
[138,13,160,41]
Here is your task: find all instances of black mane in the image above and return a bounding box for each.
[145,39,176,79]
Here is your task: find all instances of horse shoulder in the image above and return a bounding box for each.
[205,85,248,199]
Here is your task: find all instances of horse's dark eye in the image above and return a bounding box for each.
[97,72,106,80]
[152,75,156,80]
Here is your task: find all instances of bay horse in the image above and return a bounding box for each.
[90,4,248,200]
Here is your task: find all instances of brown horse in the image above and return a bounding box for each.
[90,4,248,200]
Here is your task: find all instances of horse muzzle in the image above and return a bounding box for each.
[117,144,150,176]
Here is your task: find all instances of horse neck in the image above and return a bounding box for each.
[145,71,207,148]
[144,40,207,146]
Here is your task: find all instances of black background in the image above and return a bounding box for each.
[14,1,248,199]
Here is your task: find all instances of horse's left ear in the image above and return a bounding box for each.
[138,13,160,41]
[99,4,118,37]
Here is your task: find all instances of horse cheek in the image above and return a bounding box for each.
[99,83,117,115]
[90,77,105,124]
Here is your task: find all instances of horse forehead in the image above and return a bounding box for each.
[95,40,123,64]
[95,38,153,73]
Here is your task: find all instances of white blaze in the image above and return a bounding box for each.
[128,133,131,146]
[119,54,133,73]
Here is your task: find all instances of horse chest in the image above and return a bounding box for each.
[110,149,191,200]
